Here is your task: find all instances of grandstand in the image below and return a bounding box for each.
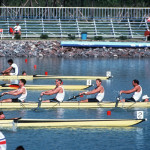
[0,7,150,38]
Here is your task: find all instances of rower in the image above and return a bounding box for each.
[120,79,142,102]
[1,59,18,76]
[22,71,27,76]
[79,79,104,102]
[0,111,5,120]
[0,79,27,103]
[41,79,65,103]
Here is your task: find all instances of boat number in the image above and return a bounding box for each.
[106,71,111,77]
[87,80,92,86]
[137,111,144,119]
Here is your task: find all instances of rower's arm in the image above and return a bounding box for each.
[2,66,12,73]
[7,89,24,96]
[84,87,102,95]
[42,88,60,95]
[120,87,137,94]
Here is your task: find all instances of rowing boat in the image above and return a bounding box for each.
[0,119,145,128]
[0,84,91,90]
[0,75,111,80]
[0,102,150,109]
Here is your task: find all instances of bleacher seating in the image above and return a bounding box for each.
[0,18,149,39]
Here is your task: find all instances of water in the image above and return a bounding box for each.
[0,57,150,150]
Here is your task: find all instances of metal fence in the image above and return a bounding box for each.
[0,7,150,20]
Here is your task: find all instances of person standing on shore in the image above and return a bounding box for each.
[1,59,18,76]
[120,79,142,102]
[79,79,104,102]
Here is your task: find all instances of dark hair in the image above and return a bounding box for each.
[16,146,25,150]
[8,59,13,64]
[133,79,139,84]
[20,79,26,85]
[57,79,62,83]
[22,71,26,75]
[96,79,102,83]
[0,111,3,115]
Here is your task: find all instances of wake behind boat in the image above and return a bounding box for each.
[0,118,146,128]
[0,101,150,109]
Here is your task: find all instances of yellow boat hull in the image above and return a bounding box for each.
[0,102,150,109]
[0,119,145,128]
[0,85,91,90]
[0,75,110,80]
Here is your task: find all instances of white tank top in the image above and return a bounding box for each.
[56,86,65,102]
[0,131,6,150]
[11,63,18,75]
[133,85,142,101]
[18,87,27,102]
[96,92,104,102]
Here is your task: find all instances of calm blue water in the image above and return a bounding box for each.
[0,57,150,150]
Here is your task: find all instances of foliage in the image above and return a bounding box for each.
[94,36,103,40]
[119,36,128,40]
[14,34,21,40]
[1,0,150,7]
[68,34,75,40]
[40,34,48,39]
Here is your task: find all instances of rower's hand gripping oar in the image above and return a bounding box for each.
[115,93,121,108]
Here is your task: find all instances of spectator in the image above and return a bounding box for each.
[12,23,21,39]
[144,27,150,41]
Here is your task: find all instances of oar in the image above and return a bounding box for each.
[0,83,20,89]
[115,94,121,108]
[67,94,83,101]
[83,84,94,90]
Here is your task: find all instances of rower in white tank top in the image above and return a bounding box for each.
[18,87,27,102]
[96,92,105,102]
[56,86,65,102]
[132,85,142,101]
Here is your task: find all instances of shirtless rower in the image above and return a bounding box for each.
[120,79,142,102]
[80,79,104,102]
[1,59,18,76]
[41,79,65,102]
[0,79,27,103]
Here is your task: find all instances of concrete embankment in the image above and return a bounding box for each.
[0,40,150,58]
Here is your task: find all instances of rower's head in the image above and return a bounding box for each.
[96,79,102,86]
[132,79,139,86]
[55,79,63,86]
[19,79,26,86]
[22,71,27,76]
[8,59,13,65]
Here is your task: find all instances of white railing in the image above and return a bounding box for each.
[0,7,150,20]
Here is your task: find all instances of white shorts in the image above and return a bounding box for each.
[10,73,18,76]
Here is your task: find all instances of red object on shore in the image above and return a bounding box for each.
[25,59,28,63]
[9,27,13,34]
[107,111,111,116]
[45,71,48,75]
[34,65,37,69]
[144,30,150,36]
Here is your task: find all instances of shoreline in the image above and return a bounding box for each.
[0,40,150,58]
